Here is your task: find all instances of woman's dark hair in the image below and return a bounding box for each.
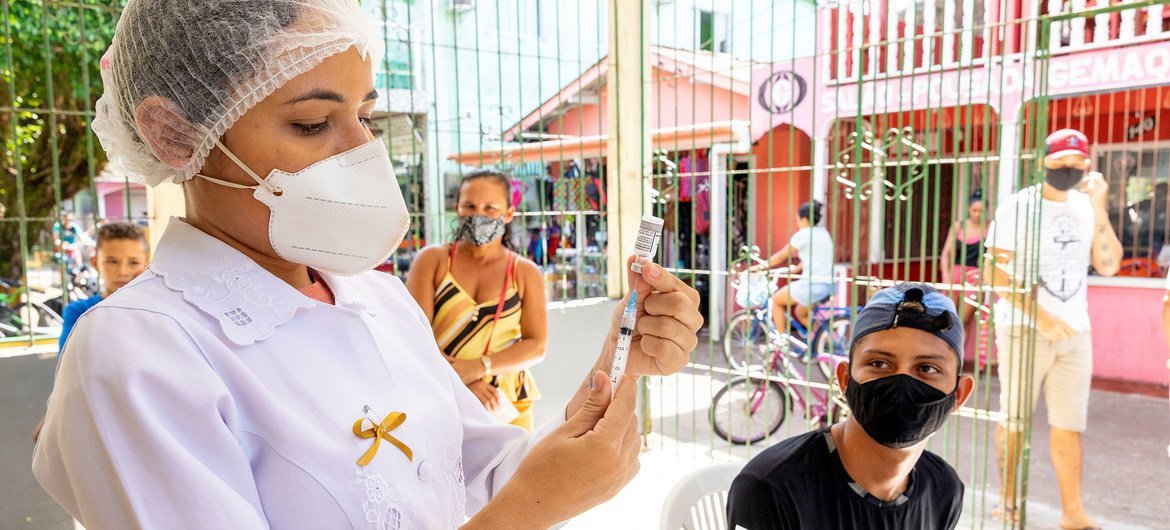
[968,188,984,206]
[798,200,824,226]
[456,169,516,251]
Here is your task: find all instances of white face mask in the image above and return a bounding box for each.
[195,138,410,276]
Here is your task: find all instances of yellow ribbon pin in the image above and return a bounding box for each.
[352,411,413,466]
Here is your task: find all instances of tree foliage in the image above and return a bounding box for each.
[1,0,119,276]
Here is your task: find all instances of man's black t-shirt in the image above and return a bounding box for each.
[726,428,963,530]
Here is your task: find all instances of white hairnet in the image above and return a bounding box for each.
[93,0,384,187]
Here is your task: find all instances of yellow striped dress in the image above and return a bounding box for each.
[431,244,539,430]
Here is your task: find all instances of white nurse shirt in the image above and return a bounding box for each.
[32,219,563,529]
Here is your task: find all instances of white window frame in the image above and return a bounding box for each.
[695,8,730,53]
[1088,140,1170,288]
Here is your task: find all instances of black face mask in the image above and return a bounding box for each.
[1045,167,1084,191]
[845,373,957,449]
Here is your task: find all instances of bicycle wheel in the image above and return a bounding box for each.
[14,301,64,333]
[723,312,770,371]
[709,376,789,445]
[0,311,19,337]
[811,314,852,380]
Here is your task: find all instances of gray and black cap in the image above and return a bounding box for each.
[849,283,965,371]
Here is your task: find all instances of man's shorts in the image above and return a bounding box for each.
[787,280,834,309]
[996,326,1093,432]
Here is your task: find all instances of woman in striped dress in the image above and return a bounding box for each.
[407,169,547,430]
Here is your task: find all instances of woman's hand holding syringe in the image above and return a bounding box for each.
[470,254,703,529]
[559,253,702,421]
[603,255,703,383]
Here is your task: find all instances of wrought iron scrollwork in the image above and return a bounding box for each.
[834,126,927,202]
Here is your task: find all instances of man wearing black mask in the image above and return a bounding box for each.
[726,283,974,530]
[984,128,1121,529]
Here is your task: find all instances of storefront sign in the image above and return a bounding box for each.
[1049,47,1170,92]
[1126,114,1156,140]
[751,40,1170,141]
[757,70,807,115]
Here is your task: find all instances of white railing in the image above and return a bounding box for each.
[828,0,992,82]
[1046,0,1168,55]
[824,0,1170,84]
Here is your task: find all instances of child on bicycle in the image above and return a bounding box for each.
[727,283,975,530]
[751,201,834,333]
[57,222,150,354]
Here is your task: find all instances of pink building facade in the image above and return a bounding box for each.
[749,0,1170,388]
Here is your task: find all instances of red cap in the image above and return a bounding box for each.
[1045,129,1090,160]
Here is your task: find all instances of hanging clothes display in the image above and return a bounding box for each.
[539,165,556,211]
[553,161,585,212]
[694,179,711,236]
[583,160,606,248]
[509,178,528,209]
[677,154,708,203]
[583,160,606,212]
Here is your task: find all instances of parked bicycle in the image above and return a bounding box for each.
[0,277,64,338]
[709,246,859,445]
[710,335,850,445]
[723,248,854,375]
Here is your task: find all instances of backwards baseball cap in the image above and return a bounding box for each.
[850,283,964,371]
[1045,128,1090,161]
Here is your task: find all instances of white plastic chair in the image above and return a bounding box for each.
[660,463,743,530]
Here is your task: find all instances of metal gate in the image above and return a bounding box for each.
[4,0,1169,528]
[644,1,1169,529]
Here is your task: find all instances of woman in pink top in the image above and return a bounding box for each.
[940,189,989,352]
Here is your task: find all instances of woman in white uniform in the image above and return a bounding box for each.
[31,1,702,528]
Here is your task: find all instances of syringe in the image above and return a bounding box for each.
[609,214,664,391]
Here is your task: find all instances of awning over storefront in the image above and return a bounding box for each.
[449,121,747,165]
[451,46,758,165]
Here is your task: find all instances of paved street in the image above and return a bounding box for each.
[2,349,74,529]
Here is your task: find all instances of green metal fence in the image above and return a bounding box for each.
[2,0,125,347]
[644,1,1169,528]
[5,0,1170,527]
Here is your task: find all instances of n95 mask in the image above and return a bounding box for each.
[196,139,410,276]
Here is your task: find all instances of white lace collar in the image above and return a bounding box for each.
[149,219,374,346]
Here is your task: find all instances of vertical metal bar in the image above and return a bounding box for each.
[1120,2,1138,40]
[867,0,882,77]
[887,0,900,75]
[39,0,63,345]
[1094,8,1110,44]
[943,0,957,65]
[1070,0,1086,48]
[837,3,850,81]
[961,0,976,64]
[903,0,917,71]
[851,1,864,79]
[1048,0,1065,50]
[1,0,31,346]
[1148,4,1164,36]
[924,0,937,69]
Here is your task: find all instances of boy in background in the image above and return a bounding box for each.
[57,222,150,353]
